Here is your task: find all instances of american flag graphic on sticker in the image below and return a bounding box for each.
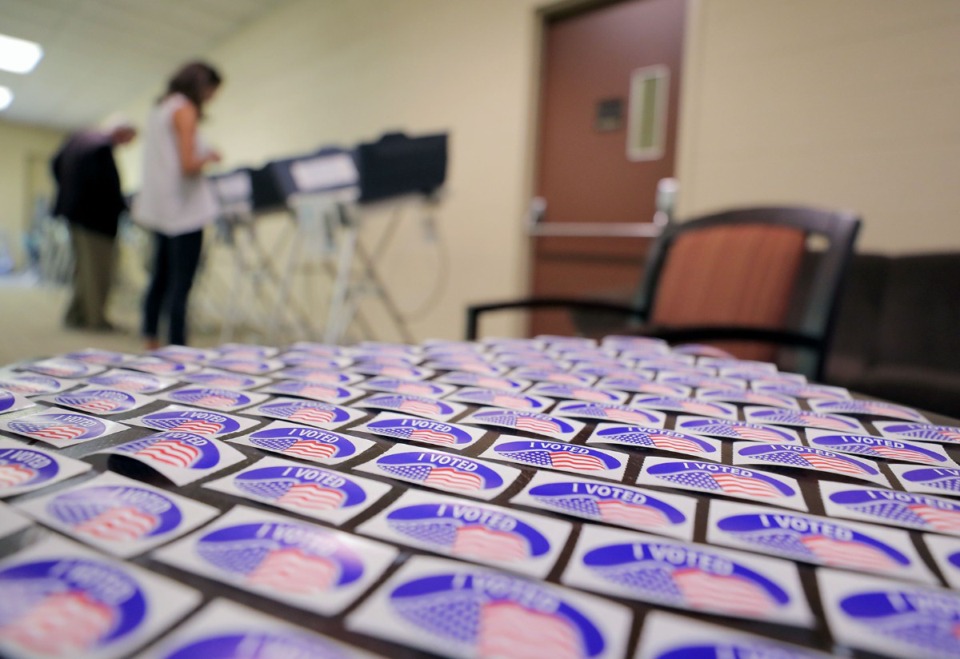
[362,377,449,398]
[385,502,550,563]
[168,387,252,410]
[374,451,504,493]
[47,485,182,543]
[877,422,960,445]
[233,465,368,512]
[530,383,625,404]
[715,511,911,571]
[255,399,355,427]
[811,399,928,422]
[555,401,664,426]
[439,372,528,392]
[23,358,103,378]
[87,372,168,394]
[528,480,688,531]
[7,412,107,444]
[467,409,581,440]
[493,440,623,475]
[194,520,364,595]
[675,417,800,443]
[0,374,67,395]
[182,372,260,390]
[0,447,60,493]
[267,380,356,402]
[593,426,719,459]
[360,393,458,419]
[897,467,960,494]
[735,443,883,481]
[115,432,220,470]
[581,541,791,617]
[828,488,960,534]
[630,396,737,420]
[52,388,141,415]
[138,409,240,436]
[645,460,799,501]
[451,389,548,411]
[0,557,148,656]
[746,408,863,432]
[809,434,951,466]
[387,571,609,659]
[247,426,361,462]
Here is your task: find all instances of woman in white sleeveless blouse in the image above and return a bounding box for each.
[133,61,222,348]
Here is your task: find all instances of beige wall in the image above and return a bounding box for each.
[115,0,550,342]
[0,119,65,269]
[677,0,960,252]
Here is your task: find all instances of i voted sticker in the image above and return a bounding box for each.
[482,437,628,481]
[744,406,866,433]
[553,401,667,427]
[0,535,199,659]
[445,387,554,412]
[810,398,929,423]
[0,437,91,497]
[287,341,347,358]
[17,471,217,557]
[353,411,486,450]
[229,420,375,465]
[124,404,259,437]
[630,395,738,420]
[820,481,960,536]
[149,345,215,363]
[357,490,572,578]
[889,464,960,496]
[179,369,271,391]
[425,361,507,376]
[511,470,697,540]
[586,423,722,461]
[732,442,889,486]
[246,396,365,429]
[806,428,955,466]
[153,506,397,615]
[349,363,434,380]
[818,568,960,659]
[354,392,465,421]
[0,373,72,396]
[876,421,960,445]
[635,610,831,659]
[637,456,807,511]
[346,556,632,659]
[526,382,629,405]
[696,388,801,409]
[562,525,813,627]
[923,534,960,590]
[706,500,935,584]
[206,357,284,375]
[257,380,366,404]
[657,373,746,391]
[436,371,531,392]
[160,386,268,412]
[357,376,456,399]
[356,445,519,500]
[509,367,597,386]
[204,456,391,525]
[460,407,584,441]
[42,386,153,415]
[98,431,246,486]
[0,388,35,414]
[20,357,106,378]
[0,407,127,447]
[278,353,353,370]
[145,599,376,659]
[752,381,850,400]
[274,366,364,386]
[62,349,131,366]
[124,356,202,375]
[675,415,802,443]
[87,369,177,394]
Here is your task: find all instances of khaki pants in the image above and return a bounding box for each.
[64,224,116,329]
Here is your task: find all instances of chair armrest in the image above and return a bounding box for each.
[465,297,645,340]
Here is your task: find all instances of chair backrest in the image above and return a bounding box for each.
[632,206,861,365]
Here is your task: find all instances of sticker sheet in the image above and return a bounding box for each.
[346,555,632,659]
[706,499,935,584]
[229,420,376,465]
[245,396,366,429]
[356,489,572,578]
[352,411,487,451]
[17,471,218,557]
[203,456,391,525]
[96,431,246,486]
[806,428,956,466]
[674,415,801,443]
[0,437,92,497]
[634,611,831,659]
[562,525,813,627]
[481,436,629,481]
[355,444,520,501]
[731,441,890,486]
[40,386,154,415]
[159,386,269,412]
[123,404,260,437]
[552,400,667,427]
[586,423,722,461]
[820,480,960,536]
[153,505,398,616]
[889,464,960,496]
[511,470,697,540]
[0,535,200,659]
[459,407,585,441]
[637,456,808,511]
[817,568,960,659]
[0,406,128,447]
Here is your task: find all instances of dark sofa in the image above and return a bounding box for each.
[825,252,960,419]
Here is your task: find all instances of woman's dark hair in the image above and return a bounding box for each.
[162,61,222,115]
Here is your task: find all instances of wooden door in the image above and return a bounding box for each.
[530,0,686,336]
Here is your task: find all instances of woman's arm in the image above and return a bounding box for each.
[172,103,220,176]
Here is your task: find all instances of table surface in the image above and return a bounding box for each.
[1,337,959,659]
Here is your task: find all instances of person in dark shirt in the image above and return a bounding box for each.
[51,124,136,330]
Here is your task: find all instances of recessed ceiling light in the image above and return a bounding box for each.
[0,86,12,111]
[0,33,43,74]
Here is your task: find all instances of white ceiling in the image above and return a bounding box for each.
[0,0,291,130]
